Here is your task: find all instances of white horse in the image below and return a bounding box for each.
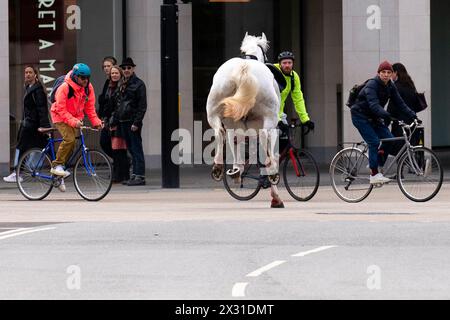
[206,32,284,208]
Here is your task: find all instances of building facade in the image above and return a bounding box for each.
[1,0,449,176]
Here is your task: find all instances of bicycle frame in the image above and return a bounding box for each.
[347,121,424,181]
[31,128,97,181]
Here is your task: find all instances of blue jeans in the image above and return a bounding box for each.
[120,122,146,177]
[351,112,393,170]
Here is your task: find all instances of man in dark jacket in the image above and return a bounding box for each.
[350,61,417,185]
[118,57,147,186]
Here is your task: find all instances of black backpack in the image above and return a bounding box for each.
[49,75,75,103]
[346,79,371,107]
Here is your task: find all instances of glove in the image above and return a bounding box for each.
[277,121,289,129]
[415,118,423,125]
[304,120,315,131]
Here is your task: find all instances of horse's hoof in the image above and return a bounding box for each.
[269,173,280,185]
[211,164,224,181]
[226,168,240,179]
[271,200,285,209]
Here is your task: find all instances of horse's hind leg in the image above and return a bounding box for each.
[270,185,284,208]
[208,115,225,181]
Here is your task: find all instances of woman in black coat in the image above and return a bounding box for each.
[3,66,51,183]
[102,65,130,183]
[387,63,423,151]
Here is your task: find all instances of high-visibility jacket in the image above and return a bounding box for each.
[274,63,310,124]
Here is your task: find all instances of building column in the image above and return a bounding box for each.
[0,0,9,175]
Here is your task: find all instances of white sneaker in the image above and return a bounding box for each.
[3,172,22,183]
[51,165,70,177]
[370,173,391,185]
[58,178,66,192]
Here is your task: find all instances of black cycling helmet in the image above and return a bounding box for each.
[278,51,295,62]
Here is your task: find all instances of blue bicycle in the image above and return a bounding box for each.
[16,126,112,201]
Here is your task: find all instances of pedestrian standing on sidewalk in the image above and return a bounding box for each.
[116,57,147,186]
[3,66,51,183]
[387,62,424,151]
[105,65,130,183]
[98,56,117,159]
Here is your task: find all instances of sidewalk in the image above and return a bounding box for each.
[1,149,449,191]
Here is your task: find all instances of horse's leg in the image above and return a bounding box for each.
[270,185,285,208]
[223,118,246,179]
[207,115,225,181]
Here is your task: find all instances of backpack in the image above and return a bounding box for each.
[49,75,74,103]
[346,79,371,107]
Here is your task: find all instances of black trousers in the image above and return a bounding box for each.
[100,128,113,159]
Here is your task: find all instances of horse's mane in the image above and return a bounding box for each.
[240,33,270,54]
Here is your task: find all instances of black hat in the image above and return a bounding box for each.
[120,57,136,68]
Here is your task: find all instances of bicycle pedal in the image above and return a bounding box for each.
[261,176,271,189]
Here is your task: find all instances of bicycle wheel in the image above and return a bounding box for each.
[283,149,320,201]
[16,148,53,200]
[223,161,262,201]
[73,150,112,201]
[330,147,373,203]
[397,146,443,202]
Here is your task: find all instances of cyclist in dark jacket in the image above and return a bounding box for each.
[350,61,417,185]
[116,57,147,186]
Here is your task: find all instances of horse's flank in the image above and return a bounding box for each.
[221,62,259,122]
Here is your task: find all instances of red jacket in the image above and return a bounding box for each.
[50,71,102,128]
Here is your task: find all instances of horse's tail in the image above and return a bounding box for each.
[221,62,259,122]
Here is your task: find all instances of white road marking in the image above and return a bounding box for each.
[0,228,29,236]
[246,260,286,277]
[291,245,337,257]
[233,246,338,298]
[231,282,248,297]
[0,227,56,240]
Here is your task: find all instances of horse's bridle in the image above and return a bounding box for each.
[241,44,268,63]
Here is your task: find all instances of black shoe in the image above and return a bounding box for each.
[127,176,145,186]
[122,175,135,185]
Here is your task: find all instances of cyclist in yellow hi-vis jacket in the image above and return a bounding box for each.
[274,51,315,131]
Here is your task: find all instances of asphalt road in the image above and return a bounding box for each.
[0,176,449,300]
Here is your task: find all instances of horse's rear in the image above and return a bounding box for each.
[206,33,283,208]
[206,57,279,176]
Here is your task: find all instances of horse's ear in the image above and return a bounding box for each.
[244,32,249,39]
[261,32,267,42]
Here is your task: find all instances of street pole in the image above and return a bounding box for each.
[161,0,179,188]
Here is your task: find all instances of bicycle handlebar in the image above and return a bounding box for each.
[80,126,100,132]
[287,123,314,136]
[396,119,422,130]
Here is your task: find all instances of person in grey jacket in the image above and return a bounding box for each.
[350,61,418,185]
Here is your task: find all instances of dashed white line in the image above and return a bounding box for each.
[246,260,287,278]
[291,246,337,257]
[232,282,248,297]
[0,227,56,240]
[233,246,339,298]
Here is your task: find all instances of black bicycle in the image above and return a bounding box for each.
[223,124,320,201]
[16,126,112,201]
